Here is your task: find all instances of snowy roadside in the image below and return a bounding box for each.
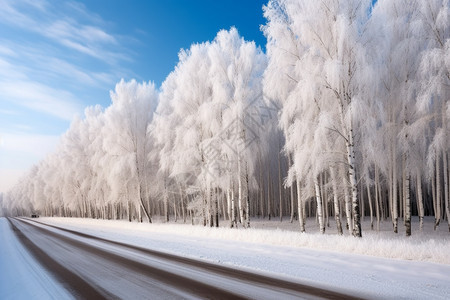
[40,217,450,299]
[0,218,72,300]
[41,216,450,264]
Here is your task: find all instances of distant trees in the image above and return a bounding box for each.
[2,0,449,237]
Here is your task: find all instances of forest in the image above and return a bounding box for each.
[1,0,449,237]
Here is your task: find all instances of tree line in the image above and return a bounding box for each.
[1,0,449,237]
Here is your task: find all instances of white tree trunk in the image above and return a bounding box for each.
[231,185,236,228]
[330,167,343,235]
[138,203,142,223]
[296,179,305,233]
[348,133,361,238]
[227,188,232,225]
[435,151,441,230]
[393,142,398,233]
[343,176,352,235]
[289,155,295,223]
[278,150,283,222]
[323,173,329,227]
[366,180,374,230]
[135,153,151,223]
[315,176,325,234]
[221,191,226,222]
[215,187,219,228]
[415,170,424,230]
[375,166,381,231]
[126,198,131,222]
[432,161,437,223]
[173,199,178,223]
[238,156,244,225]
[179,184,186,223]
[208,185,213,227]
[404,153,411,236]
[259,157,265,218]
[444,151,449,232]
[245,164,250,228]
[164,191,169,223]
[267,172,272,220]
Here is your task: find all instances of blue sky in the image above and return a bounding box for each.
[0,0,267,193]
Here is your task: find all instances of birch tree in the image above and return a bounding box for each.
[208,27,267,228]
[416,0,450,231]
[103,79,158,222]
[153,41,214,224]
[264,0,372,237]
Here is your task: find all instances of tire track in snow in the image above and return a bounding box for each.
[11,217,243,299]
[7,218,110,299]
[19,217,362,299]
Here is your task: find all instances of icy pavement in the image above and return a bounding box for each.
[0,218,72,300]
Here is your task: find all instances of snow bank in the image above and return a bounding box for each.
[41,217,450,264]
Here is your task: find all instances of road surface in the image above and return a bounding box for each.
[8,217,359,299]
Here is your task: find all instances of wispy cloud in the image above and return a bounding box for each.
[42,57,116,87]
[0,49,83,121]
[0,0,134,121]
[0,0,129,65]
[0,80,82,121]
[0,57,28,80]
[0,41,117,88]
[0,45,16,56]
[0,0,137,193]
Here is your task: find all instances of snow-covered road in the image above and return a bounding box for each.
[4,217,356,299]
[1,216,450,299]
[0,218,71,299]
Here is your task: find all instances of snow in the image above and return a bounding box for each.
[1,215,449,299]
[0,218,72,300]
[35,216,450,299]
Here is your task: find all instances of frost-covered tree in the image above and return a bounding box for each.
[153,28,266,228]
[263,0,372,237]
[416,0,450,231]
[103,79,158,222]
[153,41,214,224]
[370,0,425,236]
[3,1,450,239]
[207,27,267,228]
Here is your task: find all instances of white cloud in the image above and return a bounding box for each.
[0,0,129,65]
[0,45,87,121]
[0,0,36,29]
[0,80,82,121]
[0,1,134,124]
[0,45,16,57]
[0,41,117,89]
[81,25,117,44]
[43,57,115,87]
[0,57,28,80]
[0,0,138,193]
